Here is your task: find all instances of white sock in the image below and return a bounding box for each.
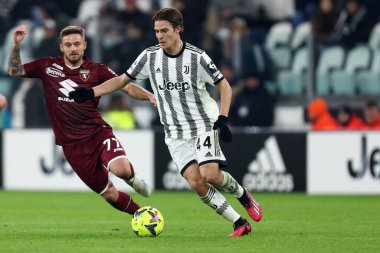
[220,171,244,198]
[201,184,240,223]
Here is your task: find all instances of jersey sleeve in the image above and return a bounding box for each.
[125,50,149,81]
[23,58,45,78]
[98,64,118,83]
[199,52,224,86]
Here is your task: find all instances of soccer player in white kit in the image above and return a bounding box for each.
[69,7,262,236]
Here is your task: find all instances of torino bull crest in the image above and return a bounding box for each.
[79,69,90,81]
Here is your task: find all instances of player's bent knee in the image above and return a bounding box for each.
[109,158,132,179]
[187,177,207,191]
[200,166,221,185]
[200,169,216,181]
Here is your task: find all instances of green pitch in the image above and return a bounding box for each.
[0,191,379,253]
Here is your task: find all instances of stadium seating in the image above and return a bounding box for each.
[265,22,293,70]
[316,46,345,95]
[356,50,380,94]
[290,22,311,50]
[330,45,371,95]
[277,47,308,95]
[368,23,380,50]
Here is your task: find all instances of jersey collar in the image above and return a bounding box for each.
[163,41,186,58]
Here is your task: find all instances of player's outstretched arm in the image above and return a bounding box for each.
[69,73,131,103]
[121,83,157,107]
[8,25,28,77]
[94,73,131,97]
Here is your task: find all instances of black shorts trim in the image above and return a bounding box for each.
[180,159,198,176]
[199,159,228,168]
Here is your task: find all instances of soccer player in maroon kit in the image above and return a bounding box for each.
[8,24,156,215]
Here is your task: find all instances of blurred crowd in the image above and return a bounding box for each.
[307,98,380,130]
[0,0,379,130]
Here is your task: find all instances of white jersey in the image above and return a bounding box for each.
[126,42,224,139]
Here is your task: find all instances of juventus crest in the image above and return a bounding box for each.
[183,65,190,74]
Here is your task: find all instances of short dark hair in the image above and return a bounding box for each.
[60,26,85,42]
[152,8,184,32]
[339,105,352,115]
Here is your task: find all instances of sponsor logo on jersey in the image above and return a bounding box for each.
[207,61,220,77]
[52,63,63,70]
[58,79,78,102]
[208,61,217,70]
[158,79,190,92]
[242,136,294,192]
[79,69,90,81]
[46,67,65,78]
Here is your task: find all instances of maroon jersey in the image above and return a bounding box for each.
[24,56,117,146]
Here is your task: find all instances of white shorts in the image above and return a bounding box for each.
[165,130,227,175]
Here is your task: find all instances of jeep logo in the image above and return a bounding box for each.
[348,135,380,179]
[158,79,190,92]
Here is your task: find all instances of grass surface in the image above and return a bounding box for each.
[0,191,379,253]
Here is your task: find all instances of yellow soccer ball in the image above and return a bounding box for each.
[131,206,164,237]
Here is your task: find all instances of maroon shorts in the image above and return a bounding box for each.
[63,128,127,194]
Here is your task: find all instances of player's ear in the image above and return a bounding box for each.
[59,43,64,53]
[83,41,87,50]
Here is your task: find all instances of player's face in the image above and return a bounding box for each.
[59,34,87,66]
[364,107,379,124]
[154,20,181,53]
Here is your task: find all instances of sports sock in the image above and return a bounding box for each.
[220,171,244,198]
[108,191,140,214]
[233,217,247,228]
[127,162,135,180]
[237,188,251,206]
[201,185,240,223]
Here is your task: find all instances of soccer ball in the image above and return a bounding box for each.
[131,206,164,237]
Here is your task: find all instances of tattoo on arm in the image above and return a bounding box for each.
[8,45,26,77]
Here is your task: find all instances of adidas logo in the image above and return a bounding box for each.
[242,136,294,192]
[205,152,213,157]
[162,161,191,190]
[156,67,161,73]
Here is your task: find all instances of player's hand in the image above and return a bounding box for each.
[213,115,232,142]
[69,87,94,103]
[148,94,157,107]
[12,25,28,46]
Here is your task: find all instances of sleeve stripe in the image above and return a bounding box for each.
[125,71,136,80]
[130,53,148,78]
[214,76,225,85]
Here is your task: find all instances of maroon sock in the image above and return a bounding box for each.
[109,191,140,214]
[128,162,135,180]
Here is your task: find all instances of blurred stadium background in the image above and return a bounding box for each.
[1,0,380,252]
[0,0,379,193]
[1,0,380,130]
[1,0,380,193]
